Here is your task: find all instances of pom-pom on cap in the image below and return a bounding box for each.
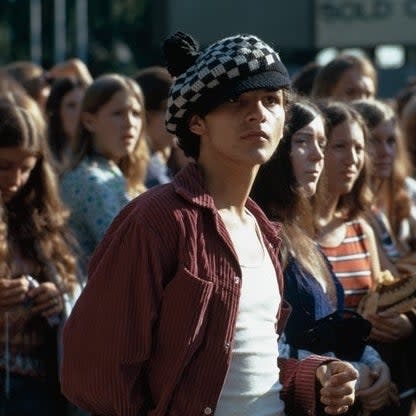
[163,32,200,77]
[165,33,291,138]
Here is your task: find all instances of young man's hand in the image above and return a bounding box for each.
[316,361,358,415]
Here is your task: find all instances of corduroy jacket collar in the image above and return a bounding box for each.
[173,162,282,247]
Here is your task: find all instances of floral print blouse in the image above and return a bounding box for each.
[61,155,131,268]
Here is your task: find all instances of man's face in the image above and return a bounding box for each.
[190,89,286,169]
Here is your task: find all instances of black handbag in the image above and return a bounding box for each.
[290,310,372,361]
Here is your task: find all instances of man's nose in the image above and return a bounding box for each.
[246,100,267,123]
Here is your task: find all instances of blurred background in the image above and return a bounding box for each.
[0,0,415,97]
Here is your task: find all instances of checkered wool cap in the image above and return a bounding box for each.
[164,32,291,137]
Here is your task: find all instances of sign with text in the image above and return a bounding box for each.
[315,0,416,47]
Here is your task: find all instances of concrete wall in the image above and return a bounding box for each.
[159,0,314,49]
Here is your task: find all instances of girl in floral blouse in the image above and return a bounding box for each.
[61,74,148,269]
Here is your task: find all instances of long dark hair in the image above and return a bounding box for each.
[252,98,331,282]
[46,77,88,167]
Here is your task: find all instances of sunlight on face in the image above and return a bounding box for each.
[193,89,286,169]
[290,116,326,197]
[324,120,365,196]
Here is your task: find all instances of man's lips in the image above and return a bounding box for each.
[240,130,269,140]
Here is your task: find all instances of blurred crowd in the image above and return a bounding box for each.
[0,48,415,416]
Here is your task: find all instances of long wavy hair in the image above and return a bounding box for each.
[352,98,412,236]
[70,73,149,196]
[0,98,77,292]
[314,100,373,221]
[252,99,332,283]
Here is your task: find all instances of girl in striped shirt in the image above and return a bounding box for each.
[313,101,379,311]
[314,101,415,415]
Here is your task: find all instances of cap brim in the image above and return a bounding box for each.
[194,71,291,115]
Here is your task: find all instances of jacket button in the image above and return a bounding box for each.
[224,342,231,352]
[204,407,213,415]
[233,276,240,284]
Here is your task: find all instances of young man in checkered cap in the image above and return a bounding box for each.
[61,32,358,416]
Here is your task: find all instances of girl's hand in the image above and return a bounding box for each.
[368,311,413,342]
[27,282,63,318]
[0,277,30,309]
[357,362,392,411]
[355,363,372,391]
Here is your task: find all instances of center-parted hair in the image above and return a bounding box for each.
[46,77,89,167]
[0,97,77,291]
[312,54,377,100]
[314,100,373,220]
[352,98,412,237]
[252,99,323,220]
[70,73,149,195]
[251,98,332,281]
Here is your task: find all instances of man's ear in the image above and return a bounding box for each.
[189,114,206,136]
[81,112,96,133]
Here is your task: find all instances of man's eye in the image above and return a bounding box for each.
[264,96,278,106]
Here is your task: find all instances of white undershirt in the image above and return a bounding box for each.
[215,211,285,416]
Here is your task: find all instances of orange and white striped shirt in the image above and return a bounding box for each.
[320,219,373,310]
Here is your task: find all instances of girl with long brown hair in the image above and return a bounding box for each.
[0,97,78,415]
[61,74,148,268]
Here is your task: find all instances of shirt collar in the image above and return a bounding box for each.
[173,163,282,246]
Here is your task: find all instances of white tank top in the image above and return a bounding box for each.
[215,212,285,416]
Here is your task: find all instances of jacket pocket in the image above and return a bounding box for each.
[147,268,213,410]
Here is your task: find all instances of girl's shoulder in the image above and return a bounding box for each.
[62,157,123,185]
[345,217,366,233]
